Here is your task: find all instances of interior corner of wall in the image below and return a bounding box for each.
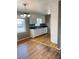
[51,34,58,44]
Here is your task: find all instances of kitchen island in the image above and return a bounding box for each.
[30,26,48,38]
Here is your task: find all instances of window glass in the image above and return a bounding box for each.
[17,19,26,33]
[35,18,42,26]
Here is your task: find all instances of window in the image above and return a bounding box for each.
[17,19,26,33]
[35,18,42,26]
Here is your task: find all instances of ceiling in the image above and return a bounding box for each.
[17,0,53,15]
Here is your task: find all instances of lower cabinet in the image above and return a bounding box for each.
[30,27,48,38]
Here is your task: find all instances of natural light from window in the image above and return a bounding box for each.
[17,19,26,33]
[35,18,42,26]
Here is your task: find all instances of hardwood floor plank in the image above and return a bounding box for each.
[17,34,60,59]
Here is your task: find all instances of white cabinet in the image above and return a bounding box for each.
[30,27,47,38]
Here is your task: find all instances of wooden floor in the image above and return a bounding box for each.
[31,34,59,50]
[17,34,60,59]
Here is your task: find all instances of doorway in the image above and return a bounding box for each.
[58,1,61,48]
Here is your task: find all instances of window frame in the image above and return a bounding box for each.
[17,18,26,33]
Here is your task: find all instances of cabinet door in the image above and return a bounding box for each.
[45,28,48,33]
[41,28,44,34]
[42,28,47,34]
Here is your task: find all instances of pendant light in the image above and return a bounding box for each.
[20,3,31,18]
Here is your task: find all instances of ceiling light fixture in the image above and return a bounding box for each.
[48,8,51,15]
[20,3,31,18]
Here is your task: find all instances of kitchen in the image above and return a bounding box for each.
[17,11,50,40]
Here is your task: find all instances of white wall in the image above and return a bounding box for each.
[29,13,45,24]
[50,0,58,44]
